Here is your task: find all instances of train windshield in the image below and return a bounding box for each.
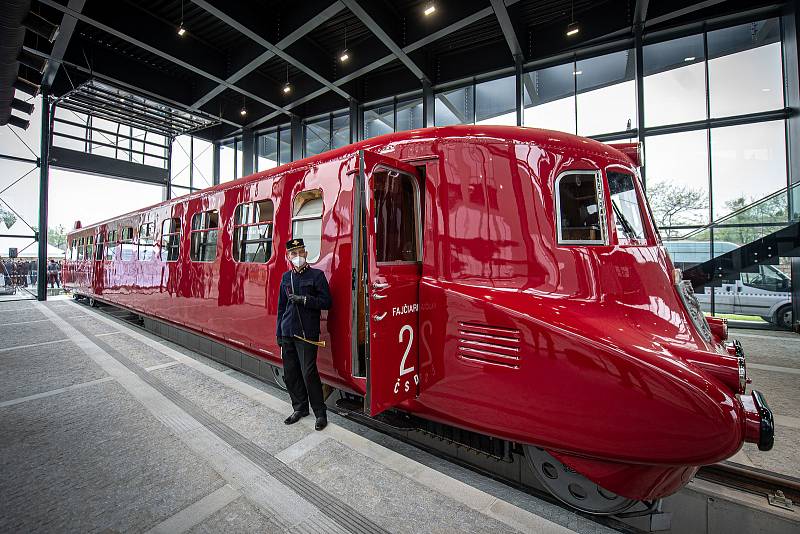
[607,171,646,244]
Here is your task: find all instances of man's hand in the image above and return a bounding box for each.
[288,294,306,306]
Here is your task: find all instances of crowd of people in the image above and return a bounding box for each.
[1,258,63,288]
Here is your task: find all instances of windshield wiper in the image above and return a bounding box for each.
[612,199,637,239]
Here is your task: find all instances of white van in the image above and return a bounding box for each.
[664,240,793,328]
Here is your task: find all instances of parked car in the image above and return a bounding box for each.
[664,240,793,328]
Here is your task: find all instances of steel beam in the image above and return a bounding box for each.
[191,0,350,102]
[490,0,523,60]
[246,0,521,130]
[191,2,345,109]
[23,46,239,129]
[37,90,51,300]
[37,0,292,117]
[42,0,86,89]
[340,0,428,82]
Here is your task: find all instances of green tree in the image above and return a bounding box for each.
[715,194,788,246]
[645,181,708,238]
[0,206,16,230]
[48,224,68,250]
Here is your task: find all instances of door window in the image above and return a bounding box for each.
[555,171,606,245]
[292,191,323,262]
[741,266,787,292]
[373,169,420,263]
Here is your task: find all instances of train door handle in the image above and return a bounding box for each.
[373,282,389,289]
[372,293,387,300]
[373,312,387,321]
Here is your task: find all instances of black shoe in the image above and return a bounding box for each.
[284,411,309,425]
[314,416,328,431]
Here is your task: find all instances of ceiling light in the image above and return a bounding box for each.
[684,56,695,62]
[424,5,436,16]
[566,21,579,37]
[177,25,186,36]
[283,82,292,94]
[572,70,582,75]
[762,88,771,92]
[340,51,349,62]
[240,108,247,116]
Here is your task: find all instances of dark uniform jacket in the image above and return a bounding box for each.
[276,266,332,340]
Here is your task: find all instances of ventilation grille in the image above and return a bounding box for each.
[457,322,521,369]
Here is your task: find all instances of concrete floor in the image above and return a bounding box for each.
[0,297,620,534]
[727,328,800,479]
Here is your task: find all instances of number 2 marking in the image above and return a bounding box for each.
[399,324,415,376]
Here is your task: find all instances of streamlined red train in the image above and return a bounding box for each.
[64,125,774,514]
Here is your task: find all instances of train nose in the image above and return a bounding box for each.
[741,390,775,452]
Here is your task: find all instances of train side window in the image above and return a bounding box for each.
[85,235,94,260]
[138,222,156,261]
[69,239,77,261]
[292,191,323,262]
[95,233,105,261]
[76,237,84,261]
[234,200,274,263]
[106,229,118,261]
[190,210,219,262]
[120,227,135,261]
[160,218,181,261]
[555,171,607,245]
[373,169,421,263]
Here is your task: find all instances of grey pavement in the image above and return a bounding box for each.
[0,297,591,534]
[729,328,800,479]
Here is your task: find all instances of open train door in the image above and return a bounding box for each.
[355,150,422,416]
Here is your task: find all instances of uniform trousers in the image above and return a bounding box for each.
[281,339,326,417]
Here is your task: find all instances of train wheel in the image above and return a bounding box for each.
[271,365,287,390]
[524,446,638,515]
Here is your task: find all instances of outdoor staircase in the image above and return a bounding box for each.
[682,220,800,290]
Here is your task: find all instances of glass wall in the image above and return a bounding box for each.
[522,63,575,133]
[219,139,236,183]
[363,97,423,140]
[435,86,474,126]
[475,75,516,125]
[303,110,349,157]
[642,18,790,334]
[258,130,279,171]
[364,104,394,138]
[169,135,213,198]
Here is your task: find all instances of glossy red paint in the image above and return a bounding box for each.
[64,125,771,502]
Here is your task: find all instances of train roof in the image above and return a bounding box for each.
[68,125,634,234]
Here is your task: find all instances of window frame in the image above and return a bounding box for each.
[160,217,181,262]
[120,226,135,261]
[291,189,325,263]
[138,221,156,261]
[233,199,274,264]
[95,232,105,261]
[190,209,220,262]
[105,229,118,261]
[554,169,608,246]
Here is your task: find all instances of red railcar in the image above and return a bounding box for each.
[64,125,773,514]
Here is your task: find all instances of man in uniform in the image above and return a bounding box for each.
[276,238,332,430]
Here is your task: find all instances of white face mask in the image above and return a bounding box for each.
[290,255,306,268]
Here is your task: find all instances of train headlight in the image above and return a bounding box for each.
[676,280,713,344]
